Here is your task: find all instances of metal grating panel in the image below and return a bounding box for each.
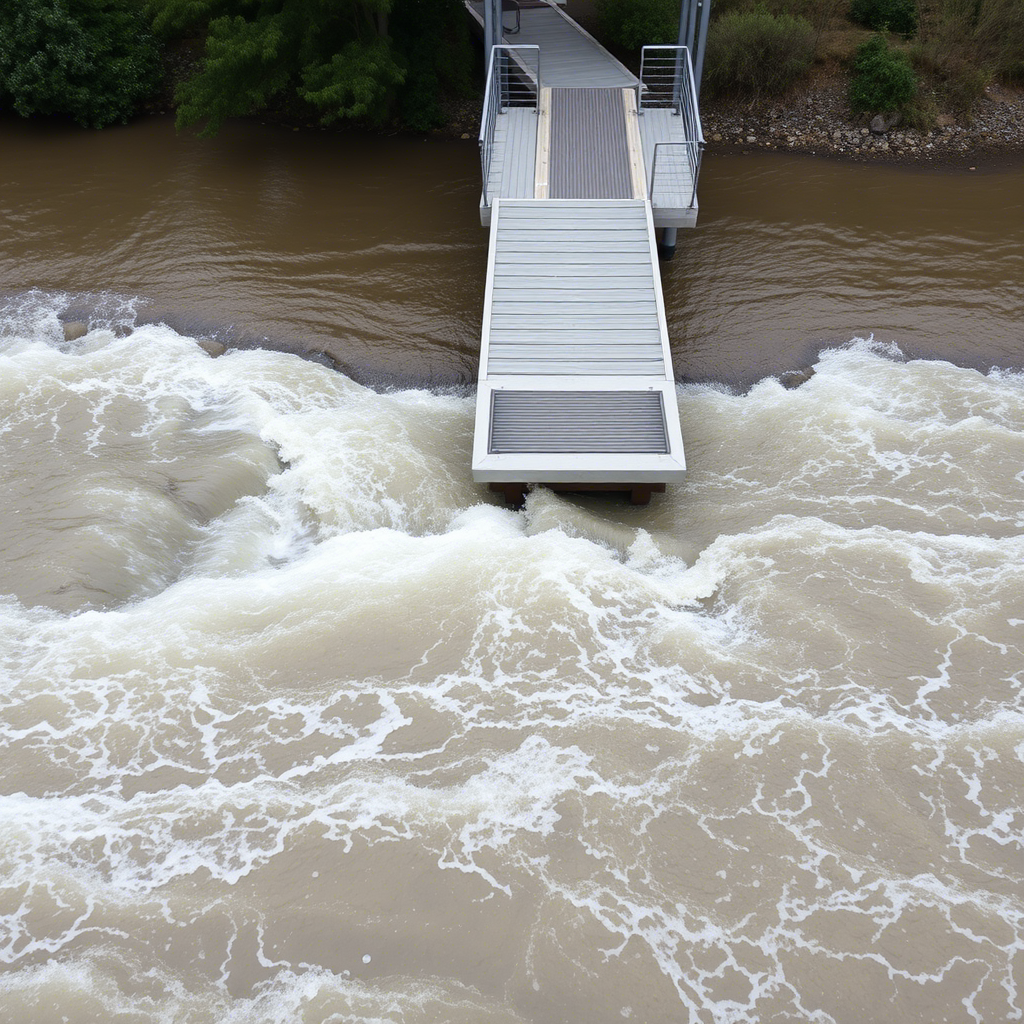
[489,390,669,453]
[549,89,632,200]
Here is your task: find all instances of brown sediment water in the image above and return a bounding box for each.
[0,114,1022,1024]
[0,115,1021,385]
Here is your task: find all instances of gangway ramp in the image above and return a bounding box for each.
[472,198,685,489]
[466,1,637,89]
[469,21,705,500]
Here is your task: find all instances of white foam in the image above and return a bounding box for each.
[2,308,1023,1021]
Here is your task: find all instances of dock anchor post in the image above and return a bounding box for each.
[490,482,528,508]
[659,227,677,260]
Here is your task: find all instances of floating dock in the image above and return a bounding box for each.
[467,1,705,502]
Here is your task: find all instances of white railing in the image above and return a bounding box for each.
[479,44,540,207]
[639,45,704,209]
[649,141,702,210]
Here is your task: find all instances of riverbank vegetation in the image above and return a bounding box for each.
[596,0,1024,123]
[1,0,1020,141]
[0,0,160,127]
[0,0,474,132]
[150,0,473,134]
[702,10,816,98]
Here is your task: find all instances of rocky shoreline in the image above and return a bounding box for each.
[437,74,1024,166]
[156,35,1023,168]
[701,77,1024,165]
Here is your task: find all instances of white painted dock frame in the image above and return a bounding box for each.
[472,199,685,484]
[468,10,705,496]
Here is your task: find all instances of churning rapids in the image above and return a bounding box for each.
[1,291,1023,1024]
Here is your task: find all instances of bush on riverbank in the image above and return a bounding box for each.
[849,33,917,111]
[0,0,160,127]
[150,0,472,135]
[704,9,816,97]
[595,0,678,50]
[849,0,918,37]
[974,0,1024,84]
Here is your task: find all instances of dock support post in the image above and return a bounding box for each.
[659,227,678,260]
[490,482,527,507]
[484,0,502,66]
[694,0,712,99]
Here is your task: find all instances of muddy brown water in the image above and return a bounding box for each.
[1,114,1023,1024]
[1,114,1021,387]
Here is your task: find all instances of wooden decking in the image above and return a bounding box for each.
[638,108,699,228]
[484,200,669,378]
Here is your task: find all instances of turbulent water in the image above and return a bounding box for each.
[1,293,1022,1023]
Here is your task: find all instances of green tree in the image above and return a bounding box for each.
[149,0,471,135]
[0,0,161,127]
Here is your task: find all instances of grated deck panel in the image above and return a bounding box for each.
[490,391,669,453]
[549,89,632,200]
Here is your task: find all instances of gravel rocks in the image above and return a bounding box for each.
[700,77,1024,165]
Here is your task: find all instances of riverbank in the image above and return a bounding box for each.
[432,70,1024,166]
[699,73,1024,165]
[151,26,1023,169]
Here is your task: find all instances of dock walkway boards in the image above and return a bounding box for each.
[467,2,636,88]
[473,199,685,485]
[468,3,701,495]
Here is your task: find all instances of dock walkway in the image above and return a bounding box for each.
[467,2,636,88]
[468,2,705,501]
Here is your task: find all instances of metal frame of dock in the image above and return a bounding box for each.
[467,2,705,501]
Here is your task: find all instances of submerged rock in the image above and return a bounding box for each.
[62,321,88,342]
[197,338,226,358]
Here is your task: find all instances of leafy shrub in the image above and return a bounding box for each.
[849,0,919,37]
[849,34,917,111]
[0,0,160,127]
[703,9,816,97]
[152,0,472,135]
[975,0,1024,82]
[596,0,678,51]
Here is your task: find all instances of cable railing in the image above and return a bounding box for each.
[638,45,705,210]
[479,44,540,207]
[649,141,702,210]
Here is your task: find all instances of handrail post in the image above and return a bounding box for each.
[478,44,541,209]
[649,141,703,211]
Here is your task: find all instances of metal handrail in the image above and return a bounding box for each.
[681,45,705,146]
[639,44,704,210]
[649,140,704,210]
[638,46,705,148]
[639,44,686,114]
[478,44,540,207]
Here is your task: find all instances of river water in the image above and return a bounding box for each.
[0,115,1022,1024]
